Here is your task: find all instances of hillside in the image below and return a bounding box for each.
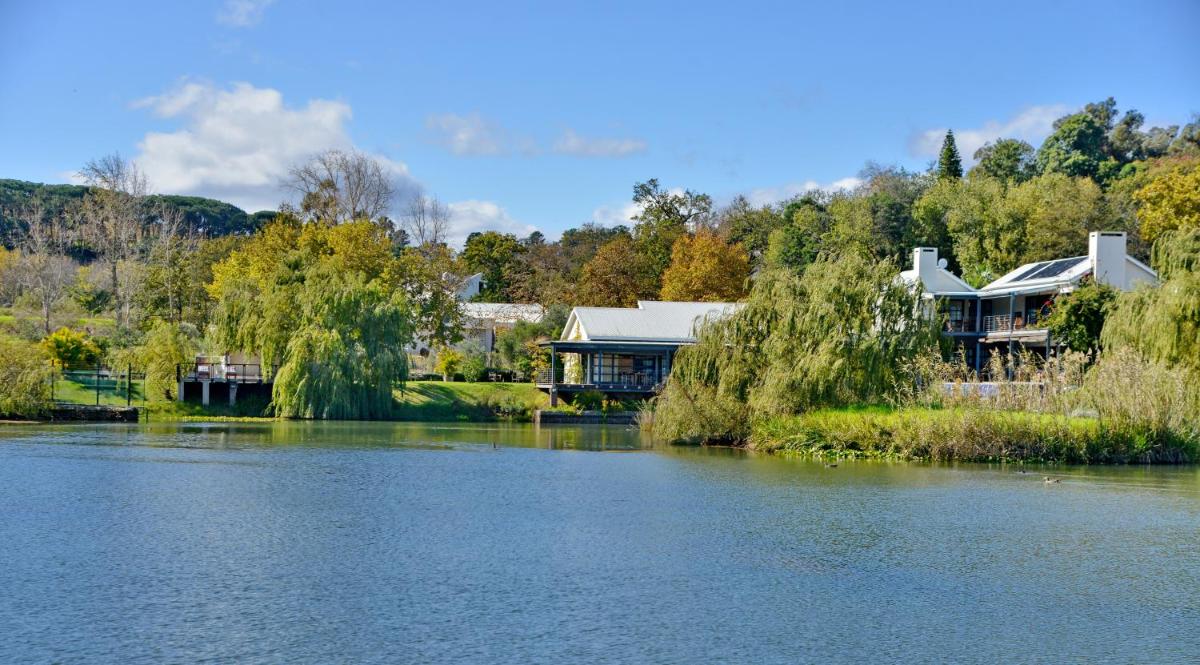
[0,178,274,242]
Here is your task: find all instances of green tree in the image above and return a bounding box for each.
[1007,173,1107,264]
[660,230,751,302]
[715,196,786,268]
[631,179,713,288]
[936,130,963,180]
[1045,279,1117,357]
[461,231,524,301]
[971,139,1035,183]
[0,337,52,418]
[209,219,419,418]
[132,320,198,400]
[1134,162,1200,243]
[272,268,413,418]
[765,196,833,273]
[1102,229,1200,375]
[1036,112,1113,181]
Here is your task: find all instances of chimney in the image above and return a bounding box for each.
[1089,231,1127,289]
[912,247,939,280]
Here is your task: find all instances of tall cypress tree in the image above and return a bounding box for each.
[936,129,964,180]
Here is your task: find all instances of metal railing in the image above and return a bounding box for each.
[983,313,1046,333]
[535,367,661,389]
[945,318,977,333]
[178,362,269,383]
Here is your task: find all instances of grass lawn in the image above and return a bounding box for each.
[393,381,550,421]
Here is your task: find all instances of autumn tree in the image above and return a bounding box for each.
[660,230,751,302]
[578,235,653,307]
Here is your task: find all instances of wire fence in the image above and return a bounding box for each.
[52,363,148,407]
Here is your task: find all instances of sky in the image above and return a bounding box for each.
[1,0,1197,246]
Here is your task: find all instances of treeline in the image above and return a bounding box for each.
[463,99,1199,307]
[0,178,272,250]
[1,97,1198,421]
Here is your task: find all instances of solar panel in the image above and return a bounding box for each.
[1024,256,1086,281]
[1009,262,1048,282]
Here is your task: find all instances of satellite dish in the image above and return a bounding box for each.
[937,258,948,270]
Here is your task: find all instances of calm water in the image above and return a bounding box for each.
[1,422,1198,664]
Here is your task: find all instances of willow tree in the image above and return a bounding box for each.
[1102,229,1200,374]
[208,219,418,419]
[653,251,943,442]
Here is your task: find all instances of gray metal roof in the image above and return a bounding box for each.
[563,300,740,342]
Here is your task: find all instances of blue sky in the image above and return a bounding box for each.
[1,0,1197,245]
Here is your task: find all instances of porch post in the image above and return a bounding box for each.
[1007,293,1015,378]
[549,348,558,406]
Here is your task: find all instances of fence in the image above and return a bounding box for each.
[53,363,147,407]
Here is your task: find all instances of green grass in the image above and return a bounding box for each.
[392,381,549,422]
[53,377,146,407]
[750,405,1196,464]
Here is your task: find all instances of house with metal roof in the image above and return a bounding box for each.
[537,300,739,404]
[902,231,1156,371]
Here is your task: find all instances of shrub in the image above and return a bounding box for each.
[461,353,487,382]
[434,348,464,381]
[573,389,606,411]
[41,327,101,369]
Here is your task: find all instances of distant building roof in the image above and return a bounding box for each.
[562,300,740,343]
[462,302,545,325]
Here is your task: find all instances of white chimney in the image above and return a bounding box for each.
[1089,231,1127,289]
[912,247,939,280]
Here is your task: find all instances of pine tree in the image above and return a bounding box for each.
[937,130,964,180]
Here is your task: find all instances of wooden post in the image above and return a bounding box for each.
[126,364,132,406]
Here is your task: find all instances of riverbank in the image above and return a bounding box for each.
[126,381,551,423]
[748,406,1199,464]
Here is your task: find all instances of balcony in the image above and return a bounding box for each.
[983,312,1047,334]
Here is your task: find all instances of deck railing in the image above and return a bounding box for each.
[983,313,1046,333]
[178,362,269,383]
[535,367,660,389]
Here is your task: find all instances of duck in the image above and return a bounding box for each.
[824,463,838,468]
[1043,476,1061,484]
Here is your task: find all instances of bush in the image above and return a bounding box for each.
[461,353,487,382]
[573,389,606,411]
[434,348,464,381]
[41,327,101,369]
[0,337,53,418]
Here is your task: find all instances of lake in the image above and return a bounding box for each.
[1,421,1198,664]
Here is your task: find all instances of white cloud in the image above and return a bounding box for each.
[589,200,644,227]
[425,113,507,156]
[744,177,863,207]
[910,104,1069,162]
[553,129,646,158]
[131,81,412,213]
[445,200,537,248]
[217,0,275,27]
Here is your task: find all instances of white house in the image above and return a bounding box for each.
[902,231,1157,370]
[537,300,739,404]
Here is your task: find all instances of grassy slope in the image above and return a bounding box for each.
[750,406,1195,464]
[392,381,549,421]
